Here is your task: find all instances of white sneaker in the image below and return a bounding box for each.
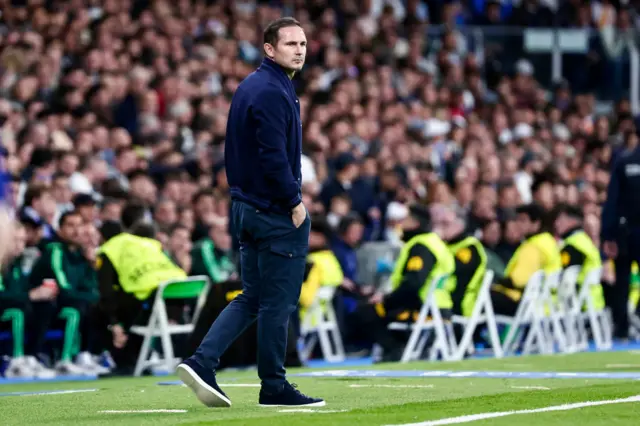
[99,351,116,370]
[55,360,89,376]
[75,351,110,375]
[24,356,57,379]
[3,357,35,379]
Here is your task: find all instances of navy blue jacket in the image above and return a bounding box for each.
[225,58,302,215]
[601,147,640,242]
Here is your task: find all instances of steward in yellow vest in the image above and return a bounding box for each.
[350,204,455,362]
[431,206,487,318]
[491,204,561,316]
[553,204,605,310]
[95,221,187,373]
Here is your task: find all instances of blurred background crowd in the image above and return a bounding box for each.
[1,0,640,375]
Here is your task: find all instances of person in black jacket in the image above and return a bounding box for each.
[178,17,323,409]
[601,143,640,339]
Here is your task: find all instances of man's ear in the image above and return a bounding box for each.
[263,43,274,58]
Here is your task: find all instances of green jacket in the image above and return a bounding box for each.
[30,242,99,304]
[0,255,31,304]
[190,239,236,284]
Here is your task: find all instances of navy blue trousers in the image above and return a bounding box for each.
[611,228,640,338]
[193,201,309,393]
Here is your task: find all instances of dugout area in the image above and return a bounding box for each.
[0,350,639,425]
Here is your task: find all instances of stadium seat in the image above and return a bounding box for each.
[388,274,455,363]
[556,265,584,352]
[495,270,549,356]
[578,267,613,351]
[299,286,345,363]
[130,276,211,377]
[539,270,568,353]
[451,270,504,361]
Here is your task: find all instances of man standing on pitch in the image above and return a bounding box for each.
[177,18,324,408]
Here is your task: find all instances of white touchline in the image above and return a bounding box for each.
[22,389,98,397]
[349,385,435,389]
[99,410,187,414]
[383,395,640,426]
[606,364,640,368]
[278,409,348,413]
[510,386,551,390]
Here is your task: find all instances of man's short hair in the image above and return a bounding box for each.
[515,203,544,223]
[263,17,301,47]
[59,210,80,228]
[553,203,584,221]
[130,220,157,239]
[23,183,50,207]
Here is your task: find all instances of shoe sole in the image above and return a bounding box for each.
[176,364,232,408]
[258,401,326,407]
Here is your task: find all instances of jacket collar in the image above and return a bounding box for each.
[258,58,294,90]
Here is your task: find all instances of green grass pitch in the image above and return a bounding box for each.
[1,352,640,425]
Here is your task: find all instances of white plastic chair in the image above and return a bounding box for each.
[299,286,346,363]
[387,274,456,363]
[130,276,211,377]
[451,270,504,361]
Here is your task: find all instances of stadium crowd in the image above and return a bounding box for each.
[1,0,640,377]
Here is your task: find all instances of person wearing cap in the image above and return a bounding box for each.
[350,204,455,362]
[491,203,561,316]
[601,136,640,339]
[553,204,605,311]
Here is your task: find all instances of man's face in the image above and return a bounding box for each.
[52,177,72,203]
[517,213,536,235]
[78,204,98,224]
[266,26,307,73]
[59,214,83,245]
[169,228,191,254]
[35,191,57,220]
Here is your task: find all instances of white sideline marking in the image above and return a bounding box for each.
[99,410,187,414]
[23,389,98,397]
[278,409,347,413]
[349,384,434,389]
[606,364,640,368]
[384,395,640,426]
[510,386,550,391]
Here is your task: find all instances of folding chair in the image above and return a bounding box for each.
[556,265,584,352]
[387,274,455,363]
[299,286,345,363]
[495,270,549,356]
[577,267,613,350]
[130,276,211,377]
[451,270,504,361]
[538,270,568,354]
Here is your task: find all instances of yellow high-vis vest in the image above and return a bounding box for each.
[448,236,487,317]
[390,232,455,309]
[561,230,604,310]
[99,233,187,300]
